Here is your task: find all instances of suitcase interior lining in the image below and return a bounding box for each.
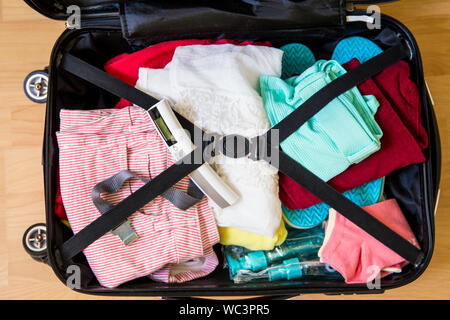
[45,21,435,294]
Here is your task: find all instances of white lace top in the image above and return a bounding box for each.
[136,44,283,238]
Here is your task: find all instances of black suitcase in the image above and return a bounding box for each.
[21,0,441,298]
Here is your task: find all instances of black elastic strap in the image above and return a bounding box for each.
[58,45,422,264]
[61,53,200,139]
[61,53,160,108]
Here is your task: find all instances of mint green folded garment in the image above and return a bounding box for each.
[259,60,383,182]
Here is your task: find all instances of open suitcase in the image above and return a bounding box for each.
[21,0,441,298]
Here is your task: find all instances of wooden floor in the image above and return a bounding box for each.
[1,1,449,300]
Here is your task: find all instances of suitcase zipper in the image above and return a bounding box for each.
[67,3,122,29]
[78,16,121,29]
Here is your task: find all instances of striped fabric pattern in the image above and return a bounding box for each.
[149,246,218,283]
[57,106,219,288]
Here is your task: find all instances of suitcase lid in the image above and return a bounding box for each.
[24,1,397,39]
[24,0,119,20]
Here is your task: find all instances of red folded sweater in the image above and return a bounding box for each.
[280,58,427,210]
[375,60,428,150]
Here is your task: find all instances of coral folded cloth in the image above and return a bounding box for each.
[318,199,420,284]
[137,43,284,241]
[57,106,219,288]
[104,39,271,108]
[259,59,383,182]
[280,58,426,210]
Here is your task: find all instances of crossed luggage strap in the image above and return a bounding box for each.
[57,44,424,266]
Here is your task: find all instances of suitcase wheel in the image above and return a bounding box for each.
[23,70,48,103]
[23,223,48,263]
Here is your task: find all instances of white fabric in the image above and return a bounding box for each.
[136,44,283,238]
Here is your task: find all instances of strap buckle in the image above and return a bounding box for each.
[111,219,138,246]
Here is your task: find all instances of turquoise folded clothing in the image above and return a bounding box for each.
[259,60,383,182]
[283,177,384,229]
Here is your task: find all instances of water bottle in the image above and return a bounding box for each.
[238,234,324,272]
[232,259,341,284]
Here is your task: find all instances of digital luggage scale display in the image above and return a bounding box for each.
[147,100,240,209]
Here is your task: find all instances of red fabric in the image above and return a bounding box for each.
[104,39,271,108]
[280,58,426,210]
[374,60,428,149]
[54,170,67,221]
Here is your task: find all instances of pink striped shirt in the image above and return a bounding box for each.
[57,106,219,288]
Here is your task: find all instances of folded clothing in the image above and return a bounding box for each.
[260,59,383,182]
[218,221,288,251]
[104,39,271,108]
[149,246,218,283]
[332,36,428,149]
[318,199,420,284]
[57,106,219,288]
[280,58,426,210]
[137,43,284,241]
[375,60,428,149]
